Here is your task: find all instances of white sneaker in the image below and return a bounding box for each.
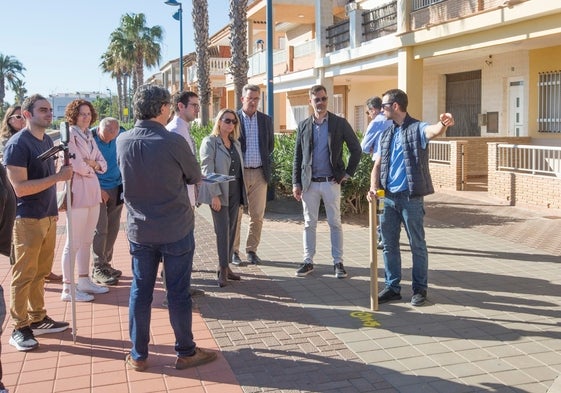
[77,278,109,294]
[61,288,94,302]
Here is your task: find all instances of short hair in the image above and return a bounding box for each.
[99,117,119,131]
[133,84,171,120]
[366,97,382,110]
[171,91,198,113]
[65,99,98,126]
[22,94,47,114]
[382,89,408,112]
[1,105,22,139]
[242,84,260,95]
[211,108,241,141]
[309,84,327,97]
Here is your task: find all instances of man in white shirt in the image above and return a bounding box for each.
[166,91,200,208]
[165,91,204,298]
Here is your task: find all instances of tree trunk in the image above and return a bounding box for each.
[229,0,249,110]
[193,0,211,125]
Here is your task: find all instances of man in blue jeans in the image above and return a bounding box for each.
[117,85,216,371]
[368,88,455,306]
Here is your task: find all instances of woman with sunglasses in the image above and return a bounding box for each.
[1,106,63,282]
[199,109,245,287]
[1,106,26,148]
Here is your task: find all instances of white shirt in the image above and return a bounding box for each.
[166,116,197,207]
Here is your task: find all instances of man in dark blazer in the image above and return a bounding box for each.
[233,84,274,265]
[292,84,361,279]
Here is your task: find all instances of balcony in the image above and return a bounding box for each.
[326,1,397,53]
[410,0,506,30]
[186,57,230,84]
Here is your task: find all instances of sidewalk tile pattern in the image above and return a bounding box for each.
[0,190,560,392]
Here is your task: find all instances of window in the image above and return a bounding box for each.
[538,71,561,133]
[333,94,344,118]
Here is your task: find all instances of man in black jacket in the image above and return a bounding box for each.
[233,84,274,265]
[292,84,361,278]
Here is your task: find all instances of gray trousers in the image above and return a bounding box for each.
[92,186,123,269]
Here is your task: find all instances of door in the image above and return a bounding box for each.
[509,79,525,136]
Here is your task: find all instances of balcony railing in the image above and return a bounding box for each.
[326,19,350,53]
[362,1,398,41]
[497,144,561,177]
[411,0,507,30]
[186,57,230,83]
[429,141,452,164]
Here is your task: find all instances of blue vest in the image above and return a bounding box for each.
[379,115,434,197]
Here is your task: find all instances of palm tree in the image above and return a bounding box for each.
[100,47,133,121]
[113,13,163,95]
[192,0,211,125]
[12,79,27,104]
[229,0,249,109]
[0,54,25,107]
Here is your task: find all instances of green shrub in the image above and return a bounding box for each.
[271,130,372,216]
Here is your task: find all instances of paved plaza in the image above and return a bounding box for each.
[1,190,560,392]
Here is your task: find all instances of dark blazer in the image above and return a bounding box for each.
[292,111,361,192]
[237,110,274,183]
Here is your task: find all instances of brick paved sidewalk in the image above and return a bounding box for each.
[1,189,561,392]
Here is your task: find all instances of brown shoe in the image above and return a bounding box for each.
[175,348,217,370]
[125,353,148,372]
[45,272,62,282]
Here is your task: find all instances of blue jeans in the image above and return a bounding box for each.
[380,191,428,294]
[301,181,343,264]
[128,231,196,360]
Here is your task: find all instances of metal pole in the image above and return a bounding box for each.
[179,4,183,92]
[369,200,378,311]
[266,0,274,119]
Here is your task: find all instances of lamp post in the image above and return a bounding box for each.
[165,0,183,92]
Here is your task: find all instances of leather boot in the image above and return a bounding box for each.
[217,266,228,287]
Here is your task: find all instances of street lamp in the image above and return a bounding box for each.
[165,0,183,92]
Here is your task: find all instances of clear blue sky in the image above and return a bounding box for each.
[2,0,229,104]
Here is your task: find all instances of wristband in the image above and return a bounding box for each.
[441,121,447,127]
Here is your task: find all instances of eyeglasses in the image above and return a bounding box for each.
[313,97,328,104]
[79,113,92,117]
[381,102,394,109]
[188,103,200,109]
[9,115,24,120]
[221,118,238,125]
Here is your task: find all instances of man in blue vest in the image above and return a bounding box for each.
[368,88,454,306]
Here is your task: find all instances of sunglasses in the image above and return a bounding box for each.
[221,118,238,125]
[313,97,328,104]
[10,115,24,120]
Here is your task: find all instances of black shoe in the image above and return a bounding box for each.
[92,267,119,285]
[107,265,122,278]
[296,263,314,277]
[378,287,402,303]
[30,315,70,336]
[411,289,427,306]
[247,251,261,265]
[231,252,243,265]
[9,326,38,351]
[334,262,348,279]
